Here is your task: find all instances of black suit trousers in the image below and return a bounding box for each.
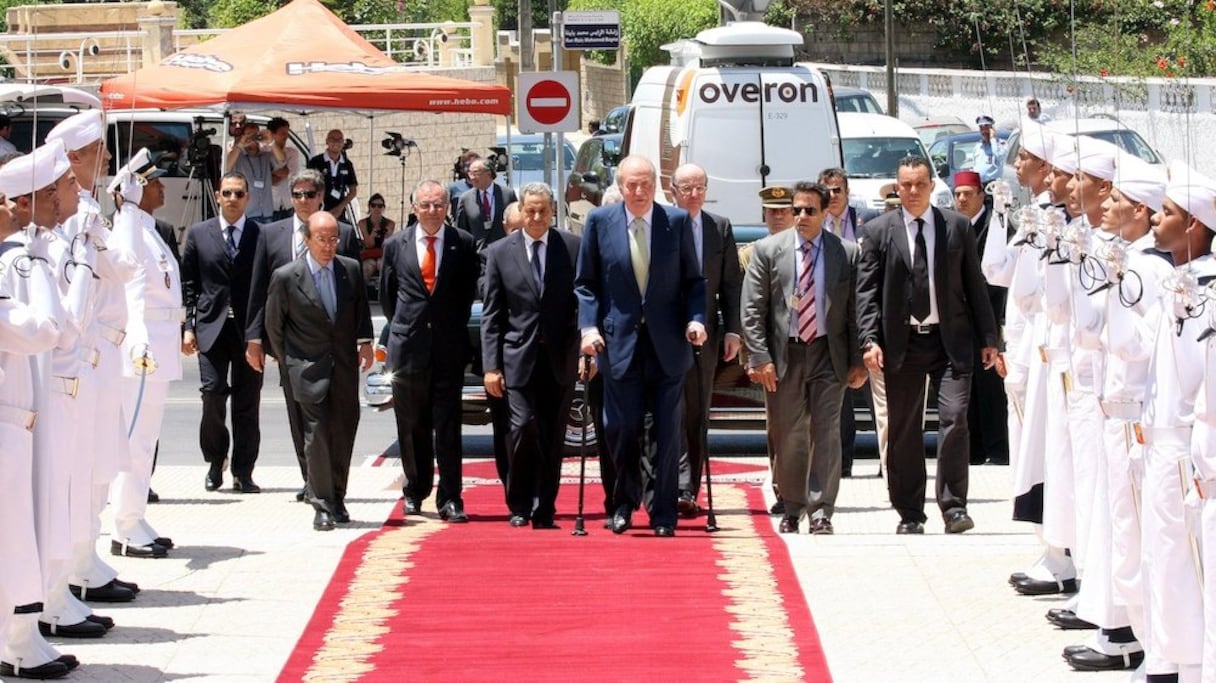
[678,330,717,494]
[299,392,357,510]
[586,373,617,515]
[198,318,264,477]
[391,365,464,508]
[504,360,575,520]
[884,330,971,524]
[280,372,309,483]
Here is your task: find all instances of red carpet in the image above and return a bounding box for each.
[280,481,831,682]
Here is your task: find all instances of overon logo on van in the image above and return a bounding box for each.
[697,81,818,105]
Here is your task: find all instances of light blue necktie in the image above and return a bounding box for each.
[317,266,336,320]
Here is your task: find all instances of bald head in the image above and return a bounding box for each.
[304,211,340,267]
[672,163,708,216]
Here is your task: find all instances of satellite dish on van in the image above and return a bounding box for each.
[691,22,802,67]
[716,0,773,22]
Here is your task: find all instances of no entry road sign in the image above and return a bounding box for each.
[517,71,580,134]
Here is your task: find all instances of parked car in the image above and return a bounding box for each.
[1001,117,1162,207]
[496,132,577,192]
[564,132,624,234]
[912,116,971,148]
[832,86,884,114]
[599,104,632,135]
[927,129,1013,190]
[837,112,953,212]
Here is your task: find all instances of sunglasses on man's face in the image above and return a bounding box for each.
[292,190,319,199]
[221,189,246,199]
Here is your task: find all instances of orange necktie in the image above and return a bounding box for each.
[422,235,437,293]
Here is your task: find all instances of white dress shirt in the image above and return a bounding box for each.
[902,207,940,325]
[415,225,445,273]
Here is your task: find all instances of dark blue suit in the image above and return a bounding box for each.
[575,202,706,528]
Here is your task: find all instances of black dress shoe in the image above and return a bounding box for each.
[85,614,115,630]
[1062,644,1091,658]
[1008,571,1029,585]
[55,655,78,671]
[896,521,925,535]
[313,510,335,531]
[438,500,469,523]
[153,536,174,549]
[677,490,699,518]
[984,457,1010,465]
[778,516,800,534]
[809,517,835,535]
[146,489,160,503]
[1045,608,1097,630]
[1066,647,1144,671]
[531,518,559,529]
[69,579,135,603]
[841,469,853,478]
[296,487,307,502]
[110,540,167,558]
[944,510,975,534]
[610,506,633,535]
[1015,576,1079,595]
[232,476,261,494]
[333,506,351,524]
[112,578,140,594]
[39,619,107,638]
[205,460,224,491]
[403,497,422,515]
[508,514,529,527]
[654,526,675,537]
[769,499,786,516]
[0,660,70,679]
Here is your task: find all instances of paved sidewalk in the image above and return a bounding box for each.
[46,460,1124,682]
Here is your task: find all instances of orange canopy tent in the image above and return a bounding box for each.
[99,0,510,116]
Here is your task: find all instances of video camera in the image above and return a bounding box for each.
[186,116,217,179]
[451,146,509,181]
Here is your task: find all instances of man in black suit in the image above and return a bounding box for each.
[953,170,1009,466]
[455,158,517,250]
[264,212,374,530]
[670,163,742,516]
[856,156,998,535]
[480,182,581,528]
[245,169,361,498]
[576,155,707,538]
[181,171,265,493]
[381,179,479,522]
[817,167,878,477]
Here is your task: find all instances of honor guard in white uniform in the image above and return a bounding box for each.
[1189,231,1216,683]
[46,111,142,604]
[109,150,182,558]
[1139,161,1214,682]
[0,149,82,679]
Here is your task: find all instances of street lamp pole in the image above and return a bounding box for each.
[884,0,897,116]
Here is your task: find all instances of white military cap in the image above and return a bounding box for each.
[0,139,70,198]
[1050,134,1079,174]
[1019,120,1055,161]
[1073,136,1119,181]
[45,110,104,152]
[1112,152,1167,212]
[1166,161,1216,232]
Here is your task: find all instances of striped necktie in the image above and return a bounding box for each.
[797,241,817,342]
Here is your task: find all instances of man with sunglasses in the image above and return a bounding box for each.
[181,172,265,494]
[245,169,360,501]
[307,129,357,219]
[742,182,866,535]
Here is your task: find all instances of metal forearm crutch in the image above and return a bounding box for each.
[572,352,595,537]
[692,345,720,533]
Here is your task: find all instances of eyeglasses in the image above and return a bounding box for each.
[369,203,385,208]
[221,189,247,199]
[310,236,340,245]
[676,184,708,195]
[826,187,845,195]
[792,206,819,216]
[414,202,445,211]
[291,190,318,199]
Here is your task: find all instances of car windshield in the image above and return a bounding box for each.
[1085,130,1162,164]
[836,94,883,114]
[842,137,926,178]
[506,141,576,171]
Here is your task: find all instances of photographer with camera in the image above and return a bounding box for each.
[225,121,282,223]
[307,129,358,219]
[266,117,299,221]
[448,149,481,216]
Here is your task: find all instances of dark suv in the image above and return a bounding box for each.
[565,133,623,234]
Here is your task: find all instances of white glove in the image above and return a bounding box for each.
[1127,442,1145,484]
[129,343,158,376]
[25,228,52,261]
[1184,484,1202,537]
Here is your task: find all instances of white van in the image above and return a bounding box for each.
[625,22,842,225]
[837,112,952,212]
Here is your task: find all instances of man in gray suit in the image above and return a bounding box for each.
[455,158,518,250]
[264,212,374,531]
[742,181,867,535]
[671,163,742,516]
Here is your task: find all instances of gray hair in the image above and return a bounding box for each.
[518,182,553,204]
[412,179,449,203]
[290,168,325,192]
[601,184,623,205]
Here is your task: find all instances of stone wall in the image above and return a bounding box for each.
[264,66,500,221]
[581,59,629,128]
